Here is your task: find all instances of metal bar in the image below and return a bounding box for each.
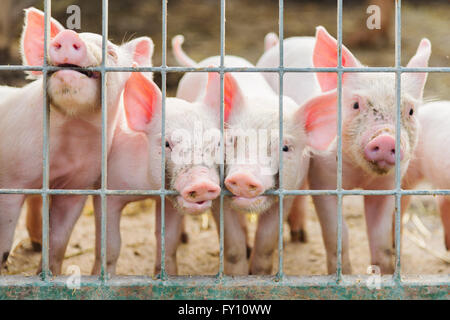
[0,275,447,300]
[277,0,285,280]
[40,0,52,281]
[5,188,450,197]
[218,0,226,278]
[4,65,449,73]
[393,0,403,282]
[336,0,344,282]
[99,0,109,282]
[159,0,168,280]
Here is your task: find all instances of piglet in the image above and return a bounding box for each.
[90,71,223,276]
[257,26,431,274]
[0,8,153,274]
[402,101,450,251]
[173,35,337,275]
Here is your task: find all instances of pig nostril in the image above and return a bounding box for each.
[208,189,217,194]
[391,149,395,154]
[73,44,80,50]
[53,43,61,49]
[373,146,379,152]
[189,191,196,199]
[248,184,257,191]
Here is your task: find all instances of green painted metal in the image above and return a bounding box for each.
[0,276,448,300]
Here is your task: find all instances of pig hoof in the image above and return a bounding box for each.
[181,232,189,244]
[299,229,307,243]
[291,229,308,243]
[246,246,252,259]
[1,251,9,264]
[31,241,42,252]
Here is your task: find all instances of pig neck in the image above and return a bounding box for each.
[6,78,120,188]
[106,105,154,194]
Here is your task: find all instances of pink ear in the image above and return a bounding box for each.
[298,89,338,150]
[404,38,431,100]
[21,8,64,75]
[124,72,162,132]
[124,37,154,67]
[313,26,360,92]
[203,70,242,122]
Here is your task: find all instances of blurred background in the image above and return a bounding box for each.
[1,0,449,277]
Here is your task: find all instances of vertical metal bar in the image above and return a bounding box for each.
[40,0,52,281]
[393,0,402,281]
[218,0,226,278]
[335,0,344,282]
[276,0,284,280]
[99,0,109,281]
[159,0,168,280]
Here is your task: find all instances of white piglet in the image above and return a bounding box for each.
[258,26,431,274]
[0,8,153,274]
[90,71,224,276]
[402,101,450,252]
[173,35,338,275]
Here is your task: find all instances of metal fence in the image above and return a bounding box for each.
[0,0,448,299]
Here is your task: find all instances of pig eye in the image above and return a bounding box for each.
[282,145,290,152]
[409,108,414,116]
[107,48,118,61]
[353,102,359,110]
[165,140,172,150]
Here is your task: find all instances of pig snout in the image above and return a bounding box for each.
[364,134,404,170]
[49,30,87,66]
[225,172,264,198]
[180,180,221,203]
[174,167,220,215]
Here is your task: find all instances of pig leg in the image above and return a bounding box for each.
[212,204,248,275]
[437,196,450,251]
[25,195,43,251]
[364,195,395,274]
[180,216,189,244]
[311,195,352,274]
[91,195,126,275]
[0,194,25,272]
[249,203,280,275]
[288,196,308,243]
[43,195,87,275]
[155,199,183,276]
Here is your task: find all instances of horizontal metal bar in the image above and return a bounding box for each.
[0,275,447,300]
[1,65,450,73]
[3,188,450,196]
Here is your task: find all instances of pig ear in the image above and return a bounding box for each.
[123,72,162,132]
[297,89,338,151]
[404,39,431,100]
[21,8,65,77]
[123,37,154,66]
[203,70,244,122]
[313,26,360,92]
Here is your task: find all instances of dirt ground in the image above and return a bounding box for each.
[1,1,450,277]
[6,191,450,276]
